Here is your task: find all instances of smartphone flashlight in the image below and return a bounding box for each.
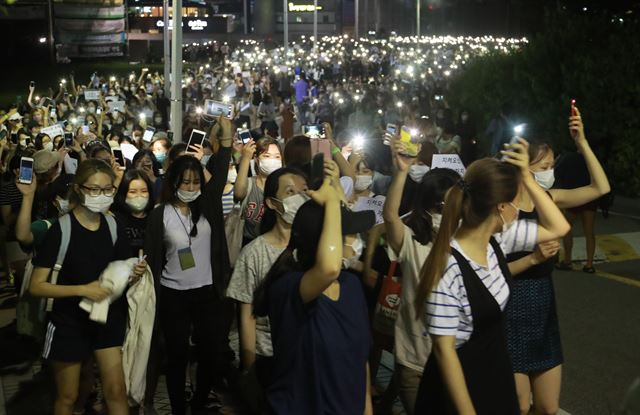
[513,124,526,136]
[139,113,146,120]
[196,107,203,115]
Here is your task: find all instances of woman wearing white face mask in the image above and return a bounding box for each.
[381,137,460,414]
[349,156,375,204]
[234,137,283,246]
[143,117,235,415]
[30,159,147,415]
[113,169,154,258]
[412,141,570,415]
[504,110,610,415]
[221,161,238,218]
[227,166,308,412]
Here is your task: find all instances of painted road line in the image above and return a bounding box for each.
[596,271,640,289]
[561,232,640,263]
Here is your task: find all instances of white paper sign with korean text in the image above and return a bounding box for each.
[431,154,466,177]
[40,124,65,139]
[352,195,386,225]
[84,90,101,101]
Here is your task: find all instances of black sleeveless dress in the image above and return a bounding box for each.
[505,209,563,373]
[414,238,519,415]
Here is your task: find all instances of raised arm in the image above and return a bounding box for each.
[550,108,610,209]
[324,123,356,183]
[15,177,38,247]
[234,140,256,202]
[383,138,413,255]
[299,179,343,303]
[503,139,570,243]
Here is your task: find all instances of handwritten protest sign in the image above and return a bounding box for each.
[431,154,466,177]
[352,195,386,225]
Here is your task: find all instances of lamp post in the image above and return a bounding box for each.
[163,0,170,97]
[313,0,318,53]
[283,0,289,57]
[355,0,359,39]
[170,0,183,142]
[416,0,421,36]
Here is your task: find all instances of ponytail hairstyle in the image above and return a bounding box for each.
[405,168,460,245]
[414,158,521,316]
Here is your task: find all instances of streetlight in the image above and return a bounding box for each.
[313,0,318,53]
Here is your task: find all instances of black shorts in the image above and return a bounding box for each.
[42,317,126,362]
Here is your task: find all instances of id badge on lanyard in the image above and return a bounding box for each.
[173,206,196,271]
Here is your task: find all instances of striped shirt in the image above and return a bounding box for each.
[426,219,538,347]
[222,187,235,216]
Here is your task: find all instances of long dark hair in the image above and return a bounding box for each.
[160,155,205,237]
[259,166,307,235]
[132,149,161,177]
[253,201,323,317]
[405,168,460,245]
[414,158,521,315]
[113,168,155,215]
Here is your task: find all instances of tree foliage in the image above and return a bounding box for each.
[449,10,640,196]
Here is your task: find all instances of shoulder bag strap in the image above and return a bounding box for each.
[46,214,71,312]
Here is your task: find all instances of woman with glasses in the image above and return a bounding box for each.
[30,159,147,415]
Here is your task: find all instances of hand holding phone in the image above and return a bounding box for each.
[238,129,252,144]
[571,99,577,116]
[18,157,34,184]
[399,126,419,157]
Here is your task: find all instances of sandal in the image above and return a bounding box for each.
[555,261,573,271]
[582,266,596,274]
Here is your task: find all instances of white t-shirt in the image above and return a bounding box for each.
[161,205,213,290]
[226,235,285,357]
[387,225,433,372]
[426,219,538,347]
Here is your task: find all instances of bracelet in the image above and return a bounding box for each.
[331,146,341,156]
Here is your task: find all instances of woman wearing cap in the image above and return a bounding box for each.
[253,178,374,415]
[505,109,610,415]
[234,137,283,246]
[413,140,570,415]
[227,166,308,412]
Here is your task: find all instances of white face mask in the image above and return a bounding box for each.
[177,189,201,203]
[426,211,442,231]
[533,169,555,191]
[83,194,113,213]
[274,193,308,224]
[227,168,238,183]
[343,235,364,269]
[126,196,149,213]
[57,198,70,214]
[20,140,27,147]
[258,158,282,176]
[43,142,54,152]
[87,107,96,114]
[499,203,520,233]
[409,164,430,183]
[354,175,373,192]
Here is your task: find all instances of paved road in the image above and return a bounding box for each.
[552,201,640,415]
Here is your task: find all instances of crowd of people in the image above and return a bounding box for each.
[0,35,612,415]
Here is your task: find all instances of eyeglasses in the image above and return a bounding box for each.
[81,185,116,197]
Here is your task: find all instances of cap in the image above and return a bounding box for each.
[289,200,375,251]
[8,113,22,121]
[34,150,59,173]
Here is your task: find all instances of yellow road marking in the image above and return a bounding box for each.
[595,271,640,289]
[596,235,640,262]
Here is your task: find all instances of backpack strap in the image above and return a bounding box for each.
[103,213,118,246]
[46,214,72,312]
